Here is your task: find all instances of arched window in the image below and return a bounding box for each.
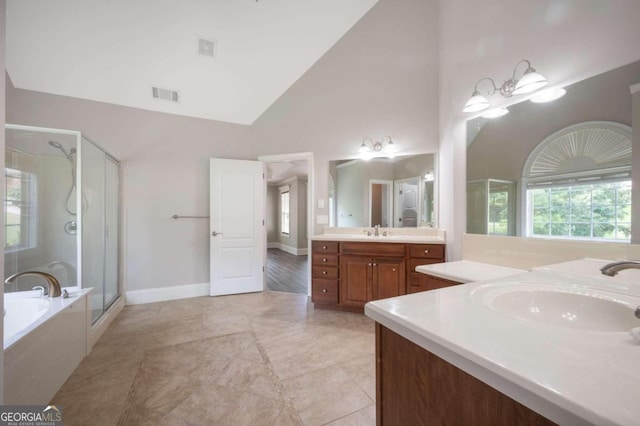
[522,121,632,241]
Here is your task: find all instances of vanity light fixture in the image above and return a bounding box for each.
[358,136,397,161]
[463,59,549,113]
[529,88,567,103]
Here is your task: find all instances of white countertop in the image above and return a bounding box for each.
[416,260,525,283]
[311,234,445,244]
[365,263,640,425]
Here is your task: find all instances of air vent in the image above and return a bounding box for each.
[198,36,216,59]
[152,86,180,103]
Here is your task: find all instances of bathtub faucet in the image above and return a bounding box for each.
[4,271,62,298]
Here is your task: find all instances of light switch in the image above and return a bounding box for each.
[316,215,329,225]
[317,199,325,209]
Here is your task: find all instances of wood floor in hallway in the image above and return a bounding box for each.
[266,248,309,294]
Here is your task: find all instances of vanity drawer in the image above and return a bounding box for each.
[409,244,445,260]
[313,266,339,279]
[312,279,338,304]
[313,253,339,266]
[312,241,339,254]
[341,242,406,257]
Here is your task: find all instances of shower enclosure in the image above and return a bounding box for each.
[4,124,119,323]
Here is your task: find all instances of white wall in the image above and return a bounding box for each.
[251,0,440,234]
[437,0,640,260]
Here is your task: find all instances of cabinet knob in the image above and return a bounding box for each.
[322,258,328,262]
[392,268,396,272]
[373,263,378,267]
[322,245,327,249]
[322,270,327,275]
[368,263,372,266]
[322,289,327,293]
[424,249,429,254]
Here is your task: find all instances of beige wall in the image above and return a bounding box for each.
[266,185,279,243]
[251,0,440,234]
[6,81,253,292]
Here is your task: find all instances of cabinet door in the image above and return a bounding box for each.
[372,258,406,300]
[339,256,371,308]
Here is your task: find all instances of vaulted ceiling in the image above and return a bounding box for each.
[6,0,379,125]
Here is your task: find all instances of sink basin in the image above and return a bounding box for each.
[479,285,640,332]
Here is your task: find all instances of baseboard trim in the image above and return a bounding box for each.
[267,243,308,256]
[126,282,210,305]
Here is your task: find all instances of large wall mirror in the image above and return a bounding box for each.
[467,59,639,242]
[329,153,437,228]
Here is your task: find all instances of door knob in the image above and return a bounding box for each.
[211,231,223,236]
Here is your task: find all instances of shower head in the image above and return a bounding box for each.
[48,140,74,162]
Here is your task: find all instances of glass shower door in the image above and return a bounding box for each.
[104,156,119,308]
[81,138,105,322]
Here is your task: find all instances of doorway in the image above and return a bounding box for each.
[259,153,313,296]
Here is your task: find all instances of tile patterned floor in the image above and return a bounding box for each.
[52,291,376,426]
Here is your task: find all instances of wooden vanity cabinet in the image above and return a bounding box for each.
[340,254,406,309]
[311,242,340,307]
[407,244,451,294]
[376,324,555,425]
[408,272,460,294]
[311,240,444,312]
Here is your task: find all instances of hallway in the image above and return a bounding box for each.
[266,248,309,295]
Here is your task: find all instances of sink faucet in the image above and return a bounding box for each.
[600,260,640,277]
[374,225,380,237]
[5,271,62,298]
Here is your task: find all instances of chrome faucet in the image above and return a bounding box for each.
[601,261,640,320]
[5,271,62,298]
[600,260,640,277]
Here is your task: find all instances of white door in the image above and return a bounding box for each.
[210,158,265,296]
[395,178,419,228]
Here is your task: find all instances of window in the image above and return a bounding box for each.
[523,122,632,242]
[529,181,631,241]
[5,167,38,251]
[281,191,290,235]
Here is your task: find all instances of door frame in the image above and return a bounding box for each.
[258,152,314,297]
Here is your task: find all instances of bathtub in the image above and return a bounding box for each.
[4,297,50,347]
[3,289,92,404]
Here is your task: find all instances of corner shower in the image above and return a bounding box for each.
[4,124,120,323]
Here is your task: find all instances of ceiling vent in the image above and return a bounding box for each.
[198,36,217,59]
[152,86,180,103]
